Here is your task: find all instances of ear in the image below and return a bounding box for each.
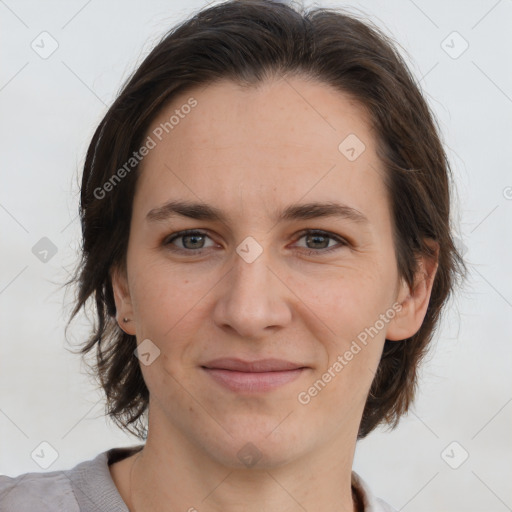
[386,240,439,341]
[110,264,136,336]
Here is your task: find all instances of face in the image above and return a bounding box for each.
[112,76,427,469]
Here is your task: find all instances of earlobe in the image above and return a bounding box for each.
[386,242,439,341]
[110,265,136,335]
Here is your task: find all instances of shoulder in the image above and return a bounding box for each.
[0,469,79,512]
[352,471,398,512]
[0,445,143,512]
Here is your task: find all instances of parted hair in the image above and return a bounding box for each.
[68,0,465,440]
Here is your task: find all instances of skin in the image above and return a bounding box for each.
[109,76,438,512]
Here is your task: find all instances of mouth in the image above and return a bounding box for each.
[201,358,309,393]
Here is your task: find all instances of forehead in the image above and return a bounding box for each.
[148,76,374,157]
[134,77,387,226]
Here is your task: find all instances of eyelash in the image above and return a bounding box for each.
[163,229,348,256]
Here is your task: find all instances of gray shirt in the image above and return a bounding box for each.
[0,445,396,511]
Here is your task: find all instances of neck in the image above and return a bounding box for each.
[127,408,359,512]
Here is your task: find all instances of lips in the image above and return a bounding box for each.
[201,358,307,372]
[201,358,308,393]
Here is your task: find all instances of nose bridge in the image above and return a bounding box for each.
[234,240,274,296]
[212,238,291,337]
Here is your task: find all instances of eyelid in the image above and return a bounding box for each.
[164,229,218,250]
[163,228,349,255]
[292,229,349,254]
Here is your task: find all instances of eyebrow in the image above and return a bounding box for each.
[146,199,369,225]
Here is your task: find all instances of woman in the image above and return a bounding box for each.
[0,0,465,510]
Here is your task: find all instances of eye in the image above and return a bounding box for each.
[163,229,348,256]
[293,229,348,256]
[164,230,216,252]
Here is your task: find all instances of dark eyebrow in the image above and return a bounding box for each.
[146,200,369,225]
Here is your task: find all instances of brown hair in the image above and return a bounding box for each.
[68,0,466,440]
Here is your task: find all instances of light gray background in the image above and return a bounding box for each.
[1,0,511,510]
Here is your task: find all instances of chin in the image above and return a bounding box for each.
[199,418,305,470]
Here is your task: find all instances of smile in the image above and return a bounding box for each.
[201,367,307,392]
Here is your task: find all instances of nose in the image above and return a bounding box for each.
[212,245,292,339]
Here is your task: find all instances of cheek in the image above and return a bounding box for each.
[128,257,220,359]
[295,268,393,418]
[128,256,180,324]
[129,268,205,397]
[298,259,397,342]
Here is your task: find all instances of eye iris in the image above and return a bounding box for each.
[306,233,329,249]
[171,231,338,252]
[183,233,204,249]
